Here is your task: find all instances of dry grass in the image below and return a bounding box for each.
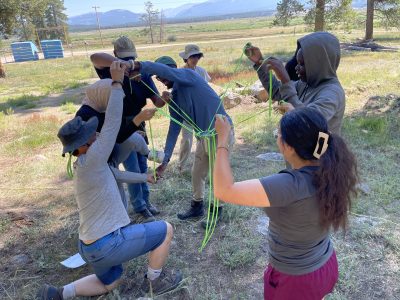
[0,27,399,299]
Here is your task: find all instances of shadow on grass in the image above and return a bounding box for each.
[1,96,399,299]
[0,95,43,113]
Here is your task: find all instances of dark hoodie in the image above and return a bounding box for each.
[257,32,345,135]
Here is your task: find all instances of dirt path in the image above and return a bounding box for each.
[2,32,306,64]
[13,78,98,118]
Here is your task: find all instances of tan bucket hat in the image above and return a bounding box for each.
[113,36,138,59]
[179,44,203,60]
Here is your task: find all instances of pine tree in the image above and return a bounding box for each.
[273,0,304,26]
[365,0,400,40]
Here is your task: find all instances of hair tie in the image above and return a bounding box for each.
[313,132,329,159]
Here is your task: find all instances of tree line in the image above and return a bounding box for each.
[273,0,400,40]
[0,0,67,42]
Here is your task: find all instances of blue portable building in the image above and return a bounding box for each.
[41,40,64,59]
[10,42,39,62]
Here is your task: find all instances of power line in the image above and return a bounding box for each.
[92,6,104,47]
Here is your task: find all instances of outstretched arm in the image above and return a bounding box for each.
[213,115,270,207]
[86,62,126,164]
[137,61,197,86]
[90,52,132,70]
[110,166,148,184]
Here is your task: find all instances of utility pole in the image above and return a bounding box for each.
[159,9,163,43]
[92,6,104,47]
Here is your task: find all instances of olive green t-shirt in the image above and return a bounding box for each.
[260,166,333,275]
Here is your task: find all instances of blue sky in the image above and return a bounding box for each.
[64,0,205,16]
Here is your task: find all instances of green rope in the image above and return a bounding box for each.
[139,79,202,133]
[66,153,73,179]
[135,49,277,251]
[148,120,157,181]
[200,133,219,251]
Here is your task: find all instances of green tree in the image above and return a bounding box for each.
[0,0,19,35]
[365,0,400,40]
[304,0,356,31]
[141,1,159,44]
[0,0,67,41]
[273,0,304,26]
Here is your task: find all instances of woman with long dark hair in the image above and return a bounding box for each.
[213,107,358,299]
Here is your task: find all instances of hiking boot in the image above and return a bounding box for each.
[201,206,223,229]
[177,200,204,220]
[147,203,160,215]
[38,284,63,300]
[136,208,156,223]
[148,150,165,164]
[140,269,183,296]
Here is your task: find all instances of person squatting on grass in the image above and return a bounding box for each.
[79,78,164,209]
[80,36,169,222]
[213,108,358,300]
[38,62,182,300]
[178,44,212,173]
[130,56,234,225]
[246,31,345,135]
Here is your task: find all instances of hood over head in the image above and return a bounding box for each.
[297,32,341,87]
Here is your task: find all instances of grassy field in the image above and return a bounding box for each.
[0,25,399,299]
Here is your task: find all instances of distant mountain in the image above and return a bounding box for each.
[67,0,367,28]
[163,3,197,18]
[174,0,278,19]
[68,9,141,27]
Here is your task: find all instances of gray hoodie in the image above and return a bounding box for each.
[257,32,345,135]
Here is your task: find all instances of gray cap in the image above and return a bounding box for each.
[113,36,138,59]
[57,116,98,156]
[179,44,203,60]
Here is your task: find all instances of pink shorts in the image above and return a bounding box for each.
[264,251,339,300]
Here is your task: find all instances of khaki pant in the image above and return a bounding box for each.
[178,121,194,169]
[192,128,235,201]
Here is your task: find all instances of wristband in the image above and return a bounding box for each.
[128,59,134,71]
[217,146,229,152]
[111,80,123,86]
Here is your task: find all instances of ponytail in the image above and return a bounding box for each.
[280,108,359,232]
[314,134,358,231]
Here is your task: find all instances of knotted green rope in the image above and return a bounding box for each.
[132,47,276,250]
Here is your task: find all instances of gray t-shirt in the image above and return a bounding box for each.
[260,166,333,275]
[75,87,131,241]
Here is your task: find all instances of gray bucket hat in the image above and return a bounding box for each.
[179,44,203,60]
[57,116,98,156]
[113,36,138,59]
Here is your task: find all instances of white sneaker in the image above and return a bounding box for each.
[148,150,165,164]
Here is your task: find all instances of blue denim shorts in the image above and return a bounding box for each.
[78,221,167,285]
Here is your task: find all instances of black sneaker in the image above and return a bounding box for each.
[38,284,63,300]
[201,206,223,229]
[147,203,160,215]
[140,269,183,296]
[136,208,156,223]
[177,200,204,220]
